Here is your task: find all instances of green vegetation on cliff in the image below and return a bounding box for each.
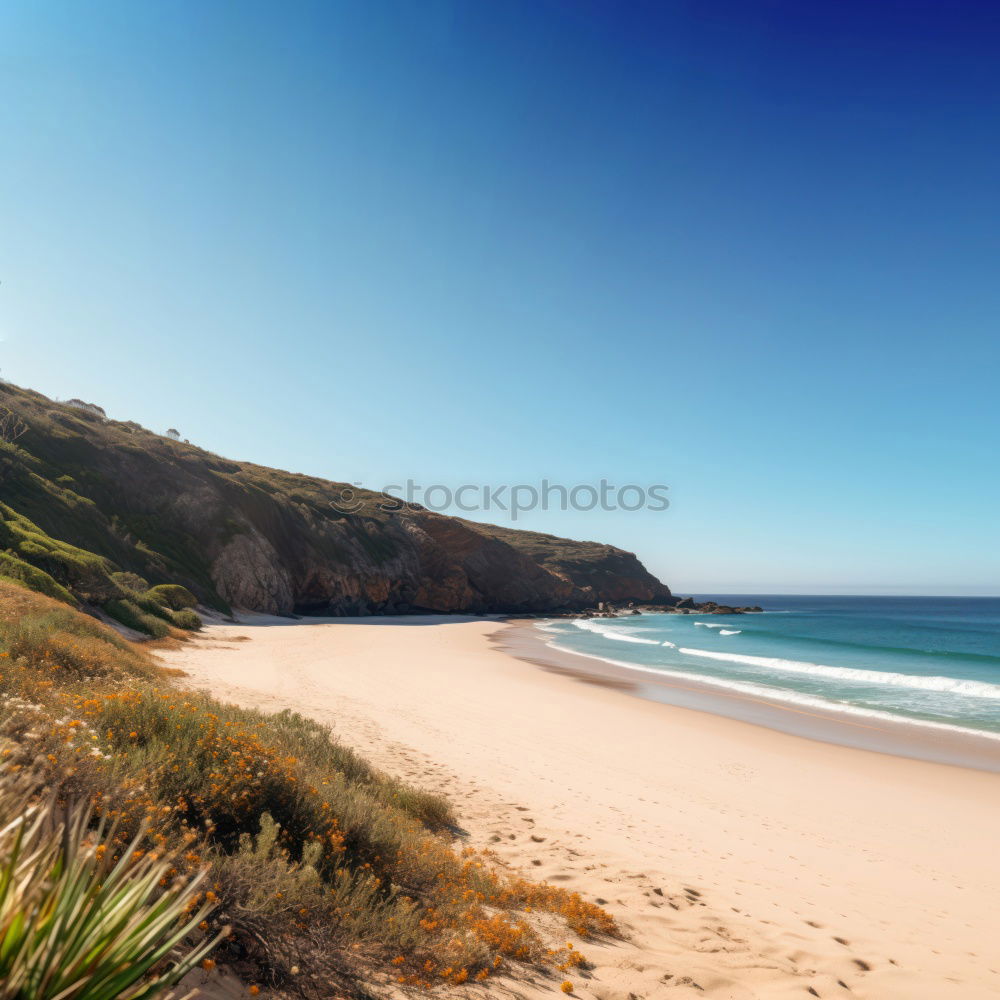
[0,383,672,618]
[0,500,201,638]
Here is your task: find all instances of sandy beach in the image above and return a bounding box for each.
[160,616,1000,1000]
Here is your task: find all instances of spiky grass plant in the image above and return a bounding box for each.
[0,774,225,1000]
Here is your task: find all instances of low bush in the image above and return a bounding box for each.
[111,571,150,593]
[0,504,119,605]
[0,551,76,605]
[104,598,171,639]
[120,592,199,632]
[147,583,198,610]
[169,607,202,630]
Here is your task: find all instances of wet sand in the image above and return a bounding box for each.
[499,620,1000,772]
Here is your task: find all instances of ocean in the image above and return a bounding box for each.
[535,595,1000,742]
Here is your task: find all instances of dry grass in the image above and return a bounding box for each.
[0,582,618,996]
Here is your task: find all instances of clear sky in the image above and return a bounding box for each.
[1,1,998,595]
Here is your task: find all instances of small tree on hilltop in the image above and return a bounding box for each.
[166,428,180,440]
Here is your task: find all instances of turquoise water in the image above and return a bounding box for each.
[537,596,1000,739]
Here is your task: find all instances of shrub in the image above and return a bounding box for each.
[111,571,150,593]
[208,812,422,979]
[170,608,202,630]
[0,552,76,605]
[126,594,199,632]
[0,775,225,1000]
[104,599,170,639]
[131,593,177,623]
[147,584,198,611]
[0,504,120,605]
[12,536,115,604]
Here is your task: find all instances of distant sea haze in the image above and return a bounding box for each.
[537,596,1000,739]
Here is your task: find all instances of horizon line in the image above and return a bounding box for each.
[687,591,1000,599]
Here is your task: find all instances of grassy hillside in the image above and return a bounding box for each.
[0,580,617,996]
[0,500,204,637]
[0,382,671,617]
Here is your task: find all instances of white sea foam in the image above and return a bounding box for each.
[694,622,730,629]
[571,618,661,645]
[535,621,566,634]
[662,640,677,648]
[544,641,1000,743]
[677,647,1000,701]
[719,629,741,636]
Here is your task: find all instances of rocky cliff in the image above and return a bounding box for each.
[0,384,672,618]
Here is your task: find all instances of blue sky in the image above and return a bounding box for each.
[1,1,998,594]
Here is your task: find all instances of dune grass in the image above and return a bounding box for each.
[0,582,617,996]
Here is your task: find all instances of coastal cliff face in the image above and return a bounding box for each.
[0,384,672,616]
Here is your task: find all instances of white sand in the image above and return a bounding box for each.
[159,616,1000,999]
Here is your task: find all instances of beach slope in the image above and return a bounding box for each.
[160,617,1000,999]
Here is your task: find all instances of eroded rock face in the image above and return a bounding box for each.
[0,383,675,616]
[212,531,294,614]
[202,508,664,616]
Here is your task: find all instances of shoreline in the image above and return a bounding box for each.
[500,620,1000,773]
[160,614,1000,999]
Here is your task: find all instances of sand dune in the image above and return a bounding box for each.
[159,616,1000,999]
